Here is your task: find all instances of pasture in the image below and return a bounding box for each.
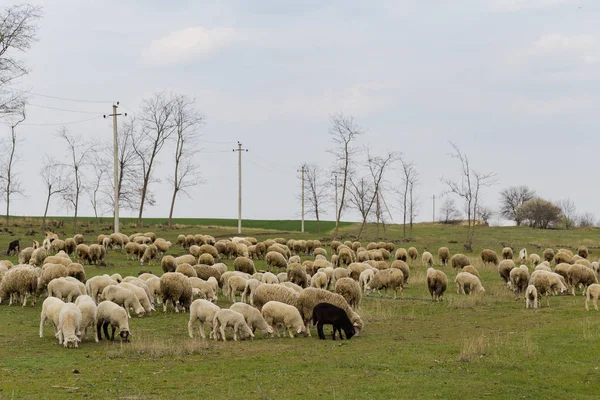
[1,219,600,399]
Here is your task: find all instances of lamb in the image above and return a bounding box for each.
[211,309,254,341]
[585,284,600,311]
[390,260,410,284]
[233,256,256,274]
[426,268,448,301]
[224,275,249,302]
[74,295,98,342]
[366,269,404,299]
[502,247,513,260]
[161,255,177,273]
[287,263,308,288]
[455,272,485,295]
[189,277,217,303]
[567,264,598,296]
[394,248,408,262]
[297,288,364,336]
[101,285,145,318]
[253,284,299,310]
[312,302,355,340]
[96,300,132,342]
[48,278,82,303]
[509,265,530,300]
[450,254,470,272]
[518,248,528,263]
[160,272,193,313]
[358,269,375,292]
[498,260,516,286]
[334,277,362,310]
[56,303,82,348]
[0,265,38,306]
[119,282,154,315]
[39,296,65,338]
[230,302,274,337]
[261,301,306,338]
[481,249,499,266]
[241,279,263,305]
[86,275,118,303]
[188,299,220,338]
[525,285,538,309]
[262,271,279,284]
[422,251,434,267]
[438,247,450,266]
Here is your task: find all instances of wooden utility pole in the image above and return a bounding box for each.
[432,195,436,223]
[104,103,126,233]
[233,142,248,234]
[298,164,305,233]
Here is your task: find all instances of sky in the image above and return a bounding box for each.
[1,0,599,225]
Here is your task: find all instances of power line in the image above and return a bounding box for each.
[0,116,103,127]
[198,139,237,144]
[251,152,296,170]
[5,86,112,104]
[28,103,99,114]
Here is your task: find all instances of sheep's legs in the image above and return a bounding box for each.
[39,313,46,338]
[317,322,326,340]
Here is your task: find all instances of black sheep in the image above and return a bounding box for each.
[6,239,19,256]
[311,302,355,340]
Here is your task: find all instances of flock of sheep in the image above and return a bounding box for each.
[1,231,600,350]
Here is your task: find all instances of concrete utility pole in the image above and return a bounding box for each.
[103,103,126,233]
[334,174,338,221]
[233,142,248,234]
[432,195,436,223]
[298,164,305,233]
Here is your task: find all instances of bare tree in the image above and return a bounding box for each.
[439,197,461,224]
[57,127,94,231]
[328,114,364,237]
[499,186,536,226]
[40,157,68,231]
[88,158,107,223]
[578,212,596,228]
[1,107,25,225]
[0,4,43,115]
[133,92,176,227]
[442,142,496,251]
[304,164,327,233]
[559,198,577,230]
[347,175,373,235]
[408,179,418,237]
[398,158,418,239]
[478,205,494,225]
[168,95,203,228]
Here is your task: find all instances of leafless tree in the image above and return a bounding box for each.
[133,92,176,227]
[398,158,418,239]
[1,107,25,225]
[57,127,94,231]
[478,205,494,225]
[0,4,42,115]
[168,95,203,228]
[347,176,373,235]
[88,157,107,223]
[559,198,577,230]
[439,197,461,224]
[40,157,68,231]
[499,186,536,226]
[408,180,418,237]
[328,114,364,237]
[304,164,327,233]
[578,212,596,228]
[441,142,496,251]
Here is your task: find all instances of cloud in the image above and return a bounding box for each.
[142,26,237,66]
[532,33,599,63]
[490,0,573,12]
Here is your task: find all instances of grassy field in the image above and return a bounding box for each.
[1,219,600,399]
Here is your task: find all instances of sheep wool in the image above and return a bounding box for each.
[261,301,306,338]
[426,268,448,302]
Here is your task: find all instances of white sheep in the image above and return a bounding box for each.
[358,269,375,293]
[525,285,538,309]
[96,300,132,342]
[455,272,485,295]
[211,309,254,342]
[189,277,217,303]
[241,279,262,305]
[261,301,306,338]
[48,278,82,303]
[310,271,328,290]
[188,299,220,339]
[509,265,530,300]
[230,302,274,337]
[101,285,145,318]
[365,269,404,299]
[57,303,82,348]
[426,268,448,302]
[75,295,99,342]
[86,275,118,303]
[39,296,65,338]
[119,282,154,315]
[519,248,528,263]
[422,251,434,267]
[262,272,279,285]
[335,277,362,310]
[585,283,600,311]
[225,275,249,303]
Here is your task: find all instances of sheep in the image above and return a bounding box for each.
[266,251,287,271]
[241,279,263,305]
[509,265,530,300]
[233,257,256,275]
[426,268,448,302]
[502,247,513,260]
[366,269,404,299]
[518,248,528,263]
[287,263,308,288]
[139,244,158,266]
[261,301,306,338]
[455,272,485,295]
[498,259,516,286]
[160,272,193,313]
[528,253,541,266]
[530,271,567,306]
[89,244,106,265]
[63,238,76,255]
[193,264,222,282]
[76,244,90,264]
[48,278,82,303]
[188,299,220,338]
[225,275,249,302]
[73,234,84,245]
[277,272,288,283]
[395,248,408,262]
[481,249,499,266]
[161,255,177,273]
[358,269,375,292]
[18,247,35,264]
[578,246,589,259]
[567,264,598,296]
[110,273,123,283]
[86,275,118,303]
[177,234,186,248]
[450,254,470,273]
[74,295,98,342]
[462,265,480,277]
[575,259,592,269]
[312,302,355,340]
[175,254,196,266]
[540,248,554,264]
[297,288,364,336]
[347,262,370,281]
[262,272,279,284]
[197,244,220,261]
[39,296,65,338]
[390,260,410,284]
[535,264,551,272]
[65,263,86,283]
[422,251,434,267]
[585,284,600,311]
[554,263,571,282]
[51,239,66,254]
[29,248,47,267]
[0,265,38,306]
[211,309,254,341]
[555,251,574,265]
[525,285,538,309]
[311,271,328,290]
[96,300,132,342]
[57,303,82,348]
[176,263,198,278]
[407,247,418,262]
[38,263,68,292]
[335,277,362,310]
[119,282,154,315]
[337,246,355,266]
[230,302,274,337]
[101,285,145,318]
[332,267,350,286]
[189,277,217,302]
[288,255,301,264]
[313,248,327,258]
[438,247,450,266]
[253,284,299,310]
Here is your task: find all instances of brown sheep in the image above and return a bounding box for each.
[480,249,499,266]
[438,247,450,266]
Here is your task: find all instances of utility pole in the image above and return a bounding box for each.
[334,174,338,222]
[103,103,126,234]
[233,142,248,234]
[432,195,436,223]
[298,164,305,233]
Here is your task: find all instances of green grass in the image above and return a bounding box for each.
[1,220,600,399]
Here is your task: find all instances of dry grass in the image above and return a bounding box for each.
[459,334,489,362]
[445,294,489,309]
[106,336,220,359]
[582,319,600,341]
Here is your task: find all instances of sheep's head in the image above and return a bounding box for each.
[63,335,81,348]
[120,329,131,342]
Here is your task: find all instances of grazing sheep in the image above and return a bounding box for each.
[530,271,567,306]
[241,279,263,305]
[6,239,20,256]
[18,247,34,264]
[266,251,287,271]
[438,247,450,266]
[0,265,38,306]
[542,248,555,263]
[535,264,551,272]
[73,234,84,245]
[578,246,589,259]
[161,255,177,273]
[455,272,485,295]
[175,263,198,278]
[450,254,470,273]
[481,249,499,266]
[96,300,131,342]
[555,251,574,265]
[426,268,448,301]
[337,247,355,267]
[64,238,76,255]
[119,282,154,315]
[253,284,298,310]
[211,309,254,342]
[277,272,288,283]
[311,271,329,290]
[234,257,256,275]
[189,277,217,302]
[502,247,513,260]
[498,259,516,286]
[86,275,118,303]
[193,265,222,281]
[407,247,418,262]
[76,244,90,264]
[297,288,364,336]
[175,254,196,266]
[57,303,82,348]
[518,248,528,263]
[287,263,308,288]
[395,248,408,262]
[66,263,86,283]
[313,248,327,258]
[422,251,434,267]
[230,302,274,337]
[188,299,220,339]
[509,265,530,300]
[160,272,193,313]
[139,244,158,266]
[335,277,362,310]
[575,259,592,269]
[390,260,410,284]
[261,272,279,285]
[261,301,306,338]
[529,254,541,266]
[366,269,404,299]
[567,264,598,296]
[346,262,369,281]
[75,295,98,342]
[312,302,355,340]
[525,285,538,309]
[101,285,145,318]
[585,284,600,311]
[39,296,65,338]
[177,234,186,248]
[358,269,375,293]
[89,244,106,265]
[48,278,82,303]
[462,265,479,277]
[29,248,47,267]
[38,263,68,292]
[224,275,249,302]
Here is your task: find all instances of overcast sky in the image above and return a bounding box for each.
[1,0,599,225]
